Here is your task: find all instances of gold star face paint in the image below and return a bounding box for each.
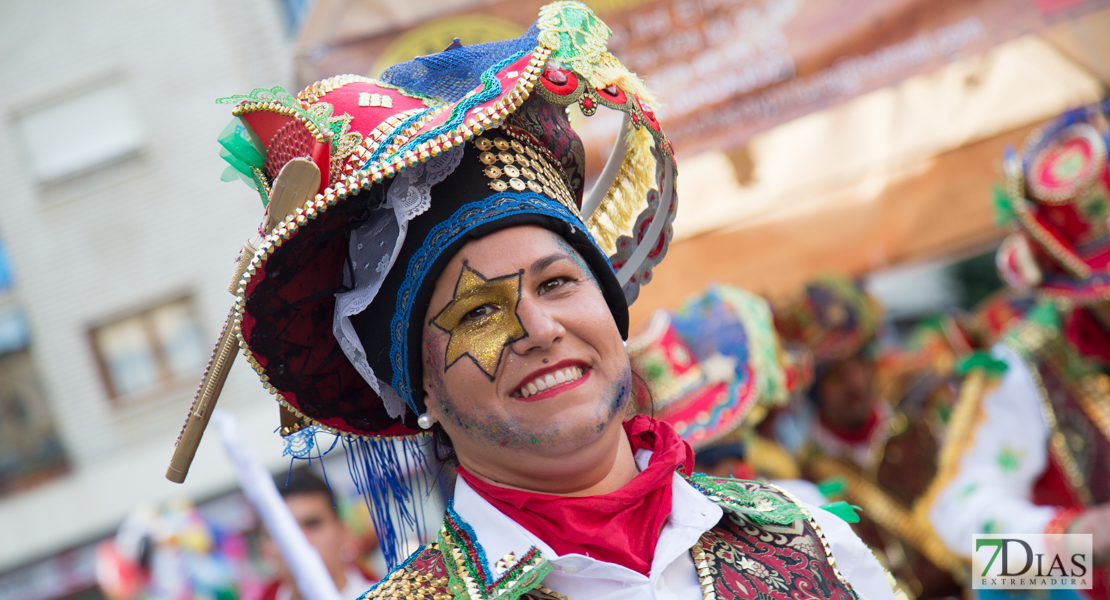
[431,261,528,379]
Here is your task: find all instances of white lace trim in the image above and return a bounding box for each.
[332,147,464,419]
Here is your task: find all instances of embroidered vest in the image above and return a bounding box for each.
[1006,310,1110,507]
[359,477,861,600]
[1004,308,1110,600]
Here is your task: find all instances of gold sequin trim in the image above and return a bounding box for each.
[691,543,718,600]
[359,543,451,598]
[473,134,579,216]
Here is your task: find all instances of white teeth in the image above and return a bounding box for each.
[516,367,584,398]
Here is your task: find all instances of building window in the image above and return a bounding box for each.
[13,83,145,183]
[0,306,69,495]
[91,297,206,400]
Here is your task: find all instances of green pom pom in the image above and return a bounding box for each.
[816,476,847,498]
[819,501,861,524]
[955,351,1009,376]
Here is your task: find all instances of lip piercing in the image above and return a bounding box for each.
[417,413,435,430]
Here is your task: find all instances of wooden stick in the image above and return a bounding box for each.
[166,159,320,483]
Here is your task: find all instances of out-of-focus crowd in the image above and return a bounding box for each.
[627,102,1110,600]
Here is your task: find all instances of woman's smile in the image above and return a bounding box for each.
[511,360,591,400]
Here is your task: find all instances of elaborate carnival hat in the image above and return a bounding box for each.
[773,274,882,370]
[627,285,806,450]
[995,100,1110,305]
[185,1,679,568]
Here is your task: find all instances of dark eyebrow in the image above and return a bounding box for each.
[529,252,573,276]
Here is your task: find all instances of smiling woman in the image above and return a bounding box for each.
[421,227,635,495]
[200,2,899,599]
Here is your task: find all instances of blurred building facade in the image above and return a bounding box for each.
[0,0,300,597]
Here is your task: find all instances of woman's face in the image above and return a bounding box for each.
[421,226,632,488]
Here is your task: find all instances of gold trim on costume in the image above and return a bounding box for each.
[1008,320,1099,506]
[766,483,861,597]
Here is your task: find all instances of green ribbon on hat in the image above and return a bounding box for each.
[218,119,264,174]
[217,118,268,203]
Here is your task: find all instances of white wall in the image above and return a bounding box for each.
[0,0,299,571]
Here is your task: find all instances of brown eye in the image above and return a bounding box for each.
[539,277,570,294]
[463,304,496,322]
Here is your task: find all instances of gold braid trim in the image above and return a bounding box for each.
[1007,320,1095,506]
[807,454,970,583]
[585,124,657,255]
[1077,372,1110,443]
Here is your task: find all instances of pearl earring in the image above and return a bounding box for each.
[417,413,435,430]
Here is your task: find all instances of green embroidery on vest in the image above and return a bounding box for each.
[686,474,806,526]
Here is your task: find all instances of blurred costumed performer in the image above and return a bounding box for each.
[627,284,820,493]
[95,497,262,600]
[175,3,899,597]
[926,101,1110,600]
[777,275,967,599]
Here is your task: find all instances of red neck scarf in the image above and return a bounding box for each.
[1065,308,1110,369]
[456,415,694,576]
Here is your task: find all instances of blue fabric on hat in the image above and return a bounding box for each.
[380,25,541,104]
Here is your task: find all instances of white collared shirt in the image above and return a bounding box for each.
[452,450,895,599]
